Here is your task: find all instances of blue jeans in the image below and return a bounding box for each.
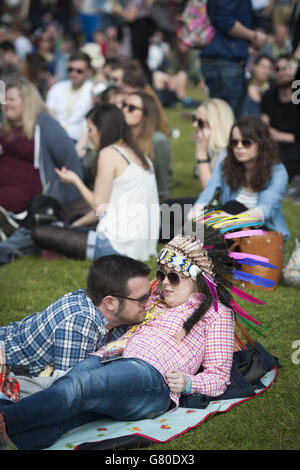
[201,59,248,117]
[0,356,171,450]
[86,230,120,260]
[0,227,41,265]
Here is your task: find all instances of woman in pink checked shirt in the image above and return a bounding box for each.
[0,227,238,450]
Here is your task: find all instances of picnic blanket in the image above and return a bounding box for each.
[47,342,279,450]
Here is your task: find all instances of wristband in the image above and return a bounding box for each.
[197,159,209,164]
[183,378,192,394]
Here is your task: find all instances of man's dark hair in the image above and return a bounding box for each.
[86,254,151,305]
[69,51,91,68]
[275,53,292,64]
[0,41,16,53]
[253,54,274,66]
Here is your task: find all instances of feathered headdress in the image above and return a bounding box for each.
[156,208,276,347]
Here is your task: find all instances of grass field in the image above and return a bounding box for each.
[0,103,300,450]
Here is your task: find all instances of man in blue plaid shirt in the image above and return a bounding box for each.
[0,255,151,377]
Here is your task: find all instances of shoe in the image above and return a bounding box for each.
[0,229,6,241]
[0,207,19,236]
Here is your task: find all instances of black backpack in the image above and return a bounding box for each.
[22,195,65,229]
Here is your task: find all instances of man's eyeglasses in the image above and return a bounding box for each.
[68,67,86,74]
[275,61,290,72]
[230,138,254,149]
[114,288,152,306]
[193,116,208,129]
[156,270,186,286]
[121,101,144,113]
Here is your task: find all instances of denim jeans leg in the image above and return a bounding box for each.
[2,356,170,450]
[0,227,41,265]
[201,59,247,117]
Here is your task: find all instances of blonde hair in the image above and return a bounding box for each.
[2,77,48,139]
[201,98,235,166]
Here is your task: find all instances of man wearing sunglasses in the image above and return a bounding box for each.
[0,255,151,394]
[46,51,93,142]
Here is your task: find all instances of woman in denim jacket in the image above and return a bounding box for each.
[188,115,290,240]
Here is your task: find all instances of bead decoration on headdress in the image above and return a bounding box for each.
[157,248,200,279]
[157,234,215,281]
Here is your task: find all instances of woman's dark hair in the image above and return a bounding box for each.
[86,103,150,170]
[182,225,234,335]
[223,115,280,192]
[86,254,151,305]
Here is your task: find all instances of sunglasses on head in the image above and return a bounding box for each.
[156,270,186,286]
[113,288,152,306]
[68,67,85,74]
[193,116,206,129]
[121,101,143,113]
[230,138,253,149]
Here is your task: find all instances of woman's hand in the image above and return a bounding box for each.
[55,166,79,185]
[166,369,189,394]
[195,126,210,155]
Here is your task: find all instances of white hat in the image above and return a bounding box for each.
[81,42,105,69]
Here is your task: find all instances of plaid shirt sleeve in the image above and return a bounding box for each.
[53,315,105,370]
[187,307,235,397]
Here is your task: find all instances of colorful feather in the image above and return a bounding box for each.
[230,299,262,326]
[220,222,263,233]
[233,258,277,269]
[235,318,256,347]
[232,270,276,288]
[202,272,218,312]
[231,285,265,305]
[235,315,268,337]
[229,252,270,262]
[224,229,266,239]
[234,332,248,351]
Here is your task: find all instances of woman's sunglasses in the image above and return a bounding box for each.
[192,116,206,129]
[230,138,253,149]
[156,270,185,286]
[121,102,143,113]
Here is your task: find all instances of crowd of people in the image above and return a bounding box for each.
[0,0,299,451]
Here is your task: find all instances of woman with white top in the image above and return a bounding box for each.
[32,103,160,261]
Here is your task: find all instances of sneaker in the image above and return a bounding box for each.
[0,207,19,236]
[0,228,7,241]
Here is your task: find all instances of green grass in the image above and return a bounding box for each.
[0,100,300,450]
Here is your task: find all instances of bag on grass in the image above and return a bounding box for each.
[22,194,65,230]
[282,238,300,287]
[176,0,216,49]
[230,231,284,291]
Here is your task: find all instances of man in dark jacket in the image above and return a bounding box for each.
[201,0,269,117]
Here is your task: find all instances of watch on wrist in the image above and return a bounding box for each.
[197,159,209,164]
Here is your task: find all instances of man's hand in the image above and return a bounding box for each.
[251,30,268,49]
[166,369,189,394]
